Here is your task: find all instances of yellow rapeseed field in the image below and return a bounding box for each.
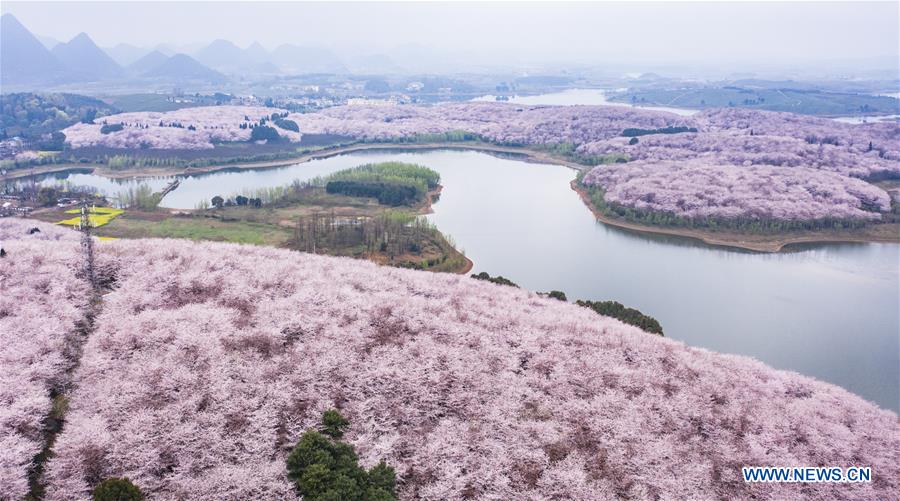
[57,207,124,228]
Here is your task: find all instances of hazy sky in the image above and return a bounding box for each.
[3,1,899,68]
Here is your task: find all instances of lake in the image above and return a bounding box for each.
[29,149,900,411]
[831,114,900,124]
[471,88,700,116]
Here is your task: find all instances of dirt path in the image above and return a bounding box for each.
[27,218,106,499]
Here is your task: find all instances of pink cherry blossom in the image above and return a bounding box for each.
[583,160,891,221]
[0,225,885,500]
[0,219,88,499]
[62,106,302,150]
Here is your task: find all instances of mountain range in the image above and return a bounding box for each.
[50,32,124,80]
[0,13,69,86]
[1,14,228,89]
[1,13,385,91]
[142,54,227,83]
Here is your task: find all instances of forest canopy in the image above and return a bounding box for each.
[0,92,117,142]
[324,162,440,206]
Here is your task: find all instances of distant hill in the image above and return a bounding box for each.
[105,43,151,66]
[244,41,270,64]
[0,14,69,87]
[142,53,227,83]
[194,39,279,74]
[154,43,177,56]
[194,39,251,70]
[270,44,346,74]
[126,50,169,75]
[36,34,60,50]
[51,32,123,80]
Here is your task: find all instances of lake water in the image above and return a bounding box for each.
[472,88,700,116]
[29,149,900,411]
[831,114,900,125]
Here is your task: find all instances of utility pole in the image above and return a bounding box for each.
[80,203,96,290]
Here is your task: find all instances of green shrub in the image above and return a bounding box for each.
[287,410,397,501]
[100,123,124,134]
[576,300,664,335]
[321,409,350,438]
[621,126,697,137]
[470,272,518,288]
[546,290,567,301]
[92,478,144,501]
[274,118,300,132]
[250,125,282,142]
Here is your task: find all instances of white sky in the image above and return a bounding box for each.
[3,1,899,68]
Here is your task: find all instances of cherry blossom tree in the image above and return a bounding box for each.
[62,106,302,150]
[0,235,882,500]
[0,219,88,499]
[582,160,892,221]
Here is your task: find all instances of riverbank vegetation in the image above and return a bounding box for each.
[470,271,519,287]
[576,300,664,335]
[471,271,663,335]
[291,210,467,273]
[28,166,469,273]
[113,183,164,210]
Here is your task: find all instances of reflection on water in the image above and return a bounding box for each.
[25,150,900,411]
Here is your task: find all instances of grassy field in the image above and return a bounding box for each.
[31,185,470,273]
[97,214,294,246]
[102,94,216,112]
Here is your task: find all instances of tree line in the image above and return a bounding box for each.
[471,272,664,336]
[324,162,440,206]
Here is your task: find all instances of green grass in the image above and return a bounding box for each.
[98,216,292,246]
[104,94,211,112]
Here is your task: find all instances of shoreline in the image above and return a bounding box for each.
[0,141,588,181]
[455,255,475,275]
[570,180,900,253]
[6,142,897,252]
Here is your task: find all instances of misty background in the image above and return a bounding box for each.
[4,1,899,77]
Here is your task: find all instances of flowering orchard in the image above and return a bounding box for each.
[583,160,891,221]
[0,219,88,499]
[0,225,888,500]
[59,103,899,224]
[62,106,302,150]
